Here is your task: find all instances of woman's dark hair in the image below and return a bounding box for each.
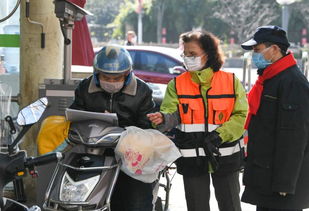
[180,30,224,72]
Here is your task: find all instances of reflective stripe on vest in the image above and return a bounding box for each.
[176,123,219,133]
[180,138,245,157]
[175,71,235,132]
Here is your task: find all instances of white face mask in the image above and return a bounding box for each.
[183,55,205,71]
[100,81,124,94]
[132,36,137,44]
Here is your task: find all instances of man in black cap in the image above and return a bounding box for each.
[241,25,309,211]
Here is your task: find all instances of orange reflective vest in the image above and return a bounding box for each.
[175,71,235,133]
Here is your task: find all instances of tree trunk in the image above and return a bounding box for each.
[156,0,166,43]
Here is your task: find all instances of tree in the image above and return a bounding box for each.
[112,1,141,41]
[111,0,286,44]
[288,1,309,46]
[294,0,309,25]
[214,0,280,42]
[155,0,167,43]
[112,0,216,43]
[162,0,211,42]
[85,0,131,42]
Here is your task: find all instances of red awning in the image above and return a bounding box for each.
[69,0,94,66]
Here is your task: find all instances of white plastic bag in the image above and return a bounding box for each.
[115,126,181,183]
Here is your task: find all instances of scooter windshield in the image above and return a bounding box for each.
[68,119,124,147]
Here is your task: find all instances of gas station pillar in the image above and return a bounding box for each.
[19,0,63,203]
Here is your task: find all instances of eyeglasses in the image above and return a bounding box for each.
[180,53,205,59]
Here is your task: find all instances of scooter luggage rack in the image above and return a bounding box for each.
[43,154,120,211]
[60,163,119,171]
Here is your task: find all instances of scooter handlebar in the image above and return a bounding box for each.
[25,152,63,167]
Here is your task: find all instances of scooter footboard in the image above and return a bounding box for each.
[43,149,120,211]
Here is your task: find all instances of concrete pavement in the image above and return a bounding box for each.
[158,170,309,211]
[158,171,255,211]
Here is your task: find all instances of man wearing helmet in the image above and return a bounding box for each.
[70,45,156,211]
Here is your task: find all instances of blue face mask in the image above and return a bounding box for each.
[252,52,272,69]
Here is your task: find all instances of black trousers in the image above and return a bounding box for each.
[257,207,302,211]
[183,171,241,211]
[111,171,153,211]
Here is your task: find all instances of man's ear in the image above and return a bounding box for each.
[273,44,281,53]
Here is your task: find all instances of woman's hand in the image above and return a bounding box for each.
[147,112,164,125]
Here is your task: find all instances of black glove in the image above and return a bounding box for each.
[204,131,222,156]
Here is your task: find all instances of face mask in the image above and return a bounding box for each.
[132,36,137,44]
[100,81,124,94]
[252,47,272,69]
[183,56,204,71]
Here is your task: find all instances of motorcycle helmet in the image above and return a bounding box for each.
[93,45,133,87]
[93,45,132,74]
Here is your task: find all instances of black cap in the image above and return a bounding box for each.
[241,25,290,50]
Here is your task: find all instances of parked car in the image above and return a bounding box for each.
[91,45,185,84]
[72,45,185,106]
[124,45,185,84]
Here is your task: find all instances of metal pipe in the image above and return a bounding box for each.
[247,56,252,91]
[63,24,73,85]
[242,56,247,88]
[242,52,252,92]
[281,5,290,34]
[0,95,20,104]
[301,51,309,78]
[137,0,143,44]
[25,0,45,48]
[59,18,74,85]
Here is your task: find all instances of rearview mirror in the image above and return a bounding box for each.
[171,66,186,75]
[17,97,48,126]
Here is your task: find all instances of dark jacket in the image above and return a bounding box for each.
[241,64,309,209]
[70,73,156,129]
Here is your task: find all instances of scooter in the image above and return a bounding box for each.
[42,115,172,211]
[0,97,63,210]
[43,118,125,211]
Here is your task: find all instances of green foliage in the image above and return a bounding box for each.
[86,0,309,46]
[112,2,137,40]
[85,0,131,42]
[111,0,252,43]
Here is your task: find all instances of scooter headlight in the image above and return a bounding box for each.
[59,172,100,202]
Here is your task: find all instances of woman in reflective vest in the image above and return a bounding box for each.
[148,30,248,211]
